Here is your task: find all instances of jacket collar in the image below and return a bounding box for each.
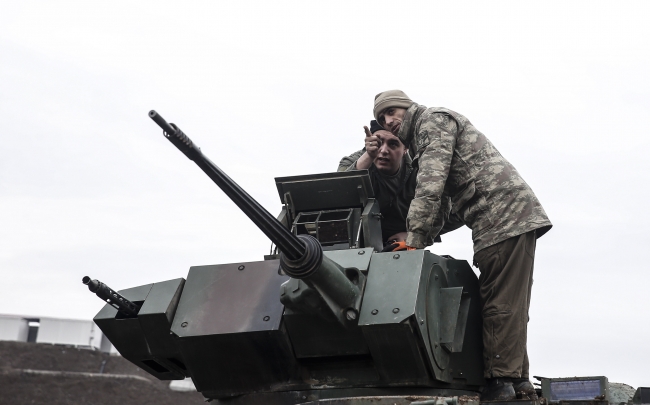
[397,103,427,149]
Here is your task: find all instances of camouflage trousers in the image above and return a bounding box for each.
[473,230,536,379]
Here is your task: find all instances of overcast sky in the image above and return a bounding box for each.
[1,1,649,388]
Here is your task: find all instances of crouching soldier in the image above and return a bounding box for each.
[338,120,461,250]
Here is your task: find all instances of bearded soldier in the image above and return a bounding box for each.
[373,90,552,401]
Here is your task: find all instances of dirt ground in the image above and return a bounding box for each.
[0,340,206,405]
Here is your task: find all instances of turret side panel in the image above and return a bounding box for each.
[171,260,297,397]
[445,259,485,387]
[359,251,432,384]
[172,260,288,336]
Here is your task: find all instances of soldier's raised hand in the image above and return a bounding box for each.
[352,126,380,170]
[364,126,380,160]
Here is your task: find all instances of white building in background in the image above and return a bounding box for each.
[0,313,114,353]
[0,314,32,342]
[2,313,192,392]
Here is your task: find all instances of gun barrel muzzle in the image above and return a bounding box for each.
[148,110,176,134]
[82,276,139,316]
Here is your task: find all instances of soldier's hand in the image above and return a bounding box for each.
[382,241,402,252]
[364,126,380,160]
[382,241,417,252]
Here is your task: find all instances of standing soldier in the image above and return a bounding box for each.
[373,90,552,401]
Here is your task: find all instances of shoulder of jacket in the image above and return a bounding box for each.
[418,107,450,121]
[418,107,467,132]
[417,110,455,130]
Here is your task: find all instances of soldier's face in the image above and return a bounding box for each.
[374,130,406,175]
[381,107,407,135]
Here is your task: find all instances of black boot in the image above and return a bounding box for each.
[512,378,539,400]
[480,378,516,401]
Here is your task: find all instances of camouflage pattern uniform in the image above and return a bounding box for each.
[396,103,552,380]
[396,103,552,251]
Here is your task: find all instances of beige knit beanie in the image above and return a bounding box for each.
[373,90,414,123]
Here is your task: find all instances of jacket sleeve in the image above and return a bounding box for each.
[406,113,458,248]
[439,211,464,235]
[337,148,366,172]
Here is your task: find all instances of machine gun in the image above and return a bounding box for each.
[149,110,366,326]
[82,276,140,317]
[84,111,486,404]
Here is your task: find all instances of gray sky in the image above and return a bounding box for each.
[2,1,649,388]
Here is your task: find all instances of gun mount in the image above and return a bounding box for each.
[84,112,486,404]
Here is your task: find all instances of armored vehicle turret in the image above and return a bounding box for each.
[83,111,486,405]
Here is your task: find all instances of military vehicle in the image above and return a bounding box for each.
[82,111,489,405]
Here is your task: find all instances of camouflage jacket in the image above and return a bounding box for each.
[398,103,552,252]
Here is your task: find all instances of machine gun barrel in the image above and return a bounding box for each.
[149,111,363,325]
[82,276,139,316]
[148,110,305,261]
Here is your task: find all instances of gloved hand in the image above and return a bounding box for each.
[381,241,417,252]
